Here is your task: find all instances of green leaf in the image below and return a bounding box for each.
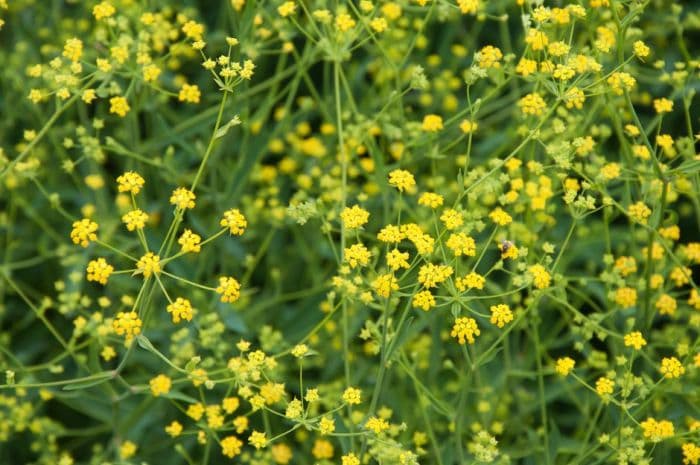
[213,115,242,139]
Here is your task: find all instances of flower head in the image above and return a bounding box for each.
[109,96,130,117]
[221,208,247,235]
[86,258,113,285]
[71,218,98,247]
[137,252,161,278]
[113,311,142,342]
[217,276,241,303]
[167,297,194,324]
[149,374,172,396]
[660,357,684,379]
[93,2,115,20]
[170,187,196,210]
[117,171,145,194]
[340,205,370,229]
[451,317,480,344]
[555,357,575,376]
[422,114,443,132]
[388,169,416,193]
[178,229,202,253]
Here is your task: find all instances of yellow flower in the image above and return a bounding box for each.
[93,1,115,20]
[122,209,148,231]
[113,311,142,342]
[614,256,637,276]
[627,202,651,224]
[655,293,677,316]
[489,207,512,226]
[365,416,390,434]
[101,346,116,361]
[388,169,416,192]
[372,273,398,298]
[459,119,478,133]
[178,229,202,253]
[682,443,700,465]
[640,418,674,442]
[377,224,404,243]
[221,435,243,458]
[489,304,513,328]
[216,276,241,303]
[137,252,161,278]
[187,403,205,421]
[413,290,436,311]
[564,87,585,109]
[418,263,453,288]
[342,453,361,465]
[335,13,356,32]
[117,171,145,194]
[86,258,114,285]
[440,208,463,230]
[342,386,362,405]
[418,192,444,208]
[653,98,673,114]
[340,205,370,229]
[451,317,480,344]
[529,264,551,289]
[278,1,296,16]
[167,297,194,324]
[607,72,636,95]
[623,331,646,350]
[119,441,137,459]
[165,421,183,437]
[312,439,334,459]
[446,233,476,256]
[182,20,205,40]
[595,377,614,396]
[386,249,410,270]
[319,416,335,435]
[71,218,98,247]
[63,38,83,62]
[170,187,196,210]
[476,45,503,69]
[249,430,267,449]
[178,83,201,104]
[457,0,480,14]
[109,96,130,117]
[659,357,684,379]
[518,93,547,116]
[344,243,371,268]
[499,240,519,260]
[149,374,172,396]
[142,64,161,82]
[600,163,620,181]
[633,40,650,58]
[555,357,575,376]
[615,287,637,308]
[455,272,485,291]
[421,114,443,132]
[525,28,548,50]
[221,208,247,235]
[370,17,388,32]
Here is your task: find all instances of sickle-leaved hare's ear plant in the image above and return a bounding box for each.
[0,0,699,464]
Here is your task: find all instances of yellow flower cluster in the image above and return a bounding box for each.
[640,418,675,442]
[113,311,142,342]
[167,297,194,324]
[451,317,480,345]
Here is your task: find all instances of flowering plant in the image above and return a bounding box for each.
[0,0,699,464]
